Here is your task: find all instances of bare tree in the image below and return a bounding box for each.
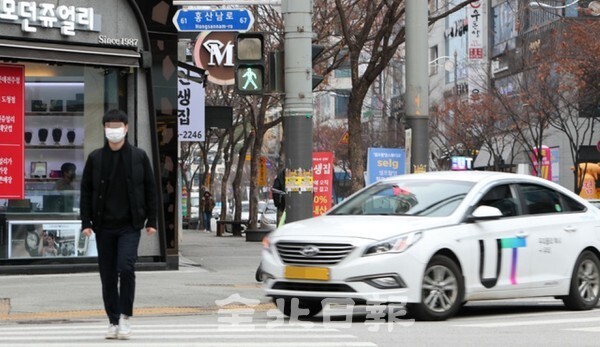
[431,91,522,172]
[537,19,600,193]
[484,17,600,191]
[313,0,479,193]
[178,141,202,224]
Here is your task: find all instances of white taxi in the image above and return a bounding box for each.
[261,171,600,320]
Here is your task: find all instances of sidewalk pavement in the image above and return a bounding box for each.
[0,229,270,322]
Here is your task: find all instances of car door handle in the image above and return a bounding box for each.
[515,231,528,238]
[564,226,577,233]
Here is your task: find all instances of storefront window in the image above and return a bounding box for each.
[0,61,131,262]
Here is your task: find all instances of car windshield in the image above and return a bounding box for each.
[328,179,474,217]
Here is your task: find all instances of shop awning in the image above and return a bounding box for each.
[0,39,140,67]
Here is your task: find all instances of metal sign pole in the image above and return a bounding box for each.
[282,0,313,222]
[405,0,429,173]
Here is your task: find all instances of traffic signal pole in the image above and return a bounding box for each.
[282,0,313,222]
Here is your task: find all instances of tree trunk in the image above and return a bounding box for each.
[347,88,369,193]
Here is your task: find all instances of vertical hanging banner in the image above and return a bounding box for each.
[312,152,333,217]
[177,65,205,142]
[550,147,560,183]
[467,1,484,102]
[258,156,267,186]
[532,146,552,181]
[0,64,24,199]
[404,129,412,174]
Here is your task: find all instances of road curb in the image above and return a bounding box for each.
[0,302,275,322]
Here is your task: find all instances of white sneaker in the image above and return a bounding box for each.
[117,315,131,340]
[105,324,118,339]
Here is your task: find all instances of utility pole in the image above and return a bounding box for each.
[405,0,429,173]
[282,0,313,222]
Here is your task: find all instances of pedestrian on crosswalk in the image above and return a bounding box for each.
[80,109,158,340]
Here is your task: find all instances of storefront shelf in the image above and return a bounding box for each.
[26,112,83,117]
[25,145,84,149]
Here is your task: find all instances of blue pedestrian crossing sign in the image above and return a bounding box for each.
[173,9,254,32]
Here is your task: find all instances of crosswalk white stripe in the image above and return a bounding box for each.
[565,327,600,333]
[454,316,600,328]
[0,333,360,340]
[0,323,337,328]
[0,327,339,333]
[0,322,377,347]
[0,343,378,347]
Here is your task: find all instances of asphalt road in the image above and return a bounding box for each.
[1,229,600,346]
[1,299,599,346]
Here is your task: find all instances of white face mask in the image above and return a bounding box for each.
[105,127,126,143]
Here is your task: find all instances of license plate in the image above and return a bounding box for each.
[284,266,330,281]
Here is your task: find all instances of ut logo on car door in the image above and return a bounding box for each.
[478,237,527,288]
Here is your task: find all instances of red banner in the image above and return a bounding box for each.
[312,152,333,217]
[532,146,552,181]
[0,64,25,199]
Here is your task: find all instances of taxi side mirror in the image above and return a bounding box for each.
[466,205,503,223]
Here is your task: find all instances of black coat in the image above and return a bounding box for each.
[80,141,158,231]
[273,171,285,211]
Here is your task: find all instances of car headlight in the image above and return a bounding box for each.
[262,235,272,253]
[363,232,422,256]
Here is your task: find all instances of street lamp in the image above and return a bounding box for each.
[529,1,600,19]
[429,52,458,92]
[428,55,456,72]
[529,0,581,9]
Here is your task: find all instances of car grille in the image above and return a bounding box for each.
[272,282,356,292]
[276,242,355,265]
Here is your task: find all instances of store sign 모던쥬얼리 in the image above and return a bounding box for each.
[0,1,99,36]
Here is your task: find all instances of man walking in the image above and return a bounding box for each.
[200,191,215,232]
[80,109,158,340]
[272,170,286,226]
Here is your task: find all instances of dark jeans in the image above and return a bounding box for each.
[203,211,212,231]
[95,226,141,325]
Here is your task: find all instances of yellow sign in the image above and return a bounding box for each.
[258,156,267,186]
[285,168,313,192]
[338,131,349,145]
[413,164,427,173]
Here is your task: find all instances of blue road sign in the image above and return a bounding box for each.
[173,9,254,32]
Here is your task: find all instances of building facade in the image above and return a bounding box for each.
[0,0,180,273]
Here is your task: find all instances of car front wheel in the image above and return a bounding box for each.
[409,255,464,321]
[562,250,600,310]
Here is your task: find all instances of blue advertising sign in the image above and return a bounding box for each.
[173,9,254,32]
[367,148,406,185]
